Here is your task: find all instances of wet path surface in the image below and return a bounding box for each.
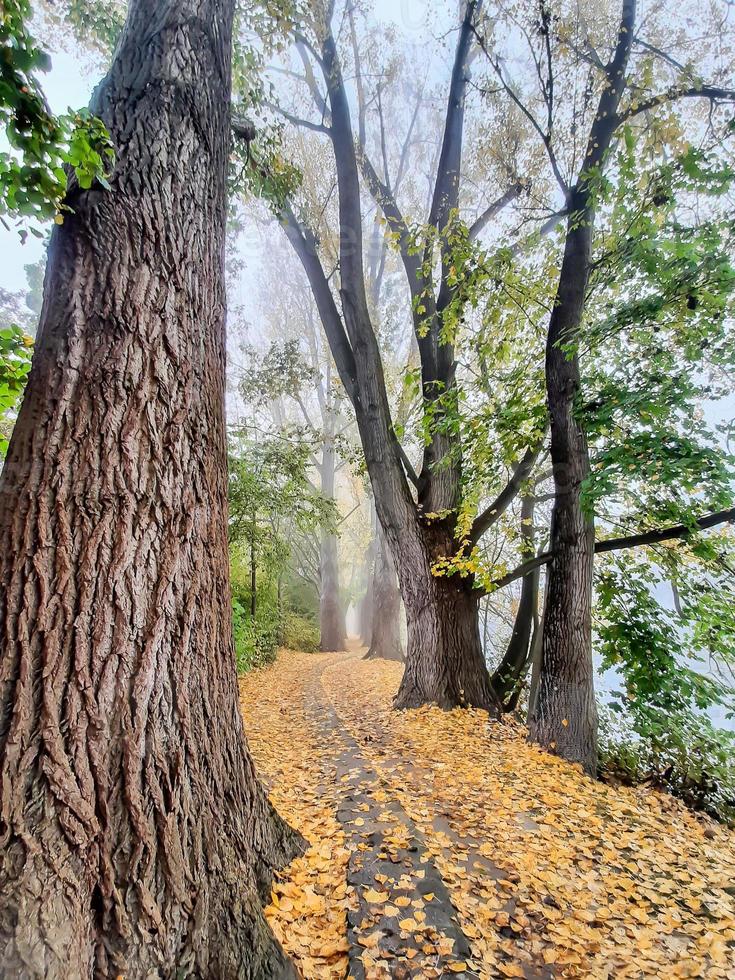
[305,659,476,977]
[296,650,550,979]
[241,648,735,980]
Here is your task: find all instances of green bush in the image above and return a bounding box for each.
[282,612,320,653]
[232,599,279,673]
[598,704,735,825]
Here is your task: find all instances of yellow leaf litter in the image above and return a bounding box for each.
[241,649,735,979]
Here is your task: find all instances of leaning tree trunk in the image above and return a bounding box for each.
[491,496,539,709]
[529,199,598,775]
[365,527,403,662]
[0,2,301,976]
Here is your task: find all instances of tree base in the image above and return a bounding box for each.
[394,582,500,714]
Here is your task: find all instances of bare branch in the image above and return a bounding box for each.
[264,101,330,135]
[468,180,526,240]
[469,444,542,544]
[487,507,735,592]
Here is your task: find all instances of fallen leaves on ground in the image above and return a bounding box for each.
[239,652,352,978]
[241,649,735,979]
[322,657,735,978]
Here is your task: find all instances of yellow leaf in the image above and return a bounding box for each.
[363,888,389,904]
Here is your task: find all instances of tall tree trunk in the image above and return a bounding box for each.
[365,527,403,662]
[359,533,376,646]
[283,3,498,710]
[528,199,598,774]
[0,2,301,976]
[319,434,346,651]
[359,500,378,646]
[319,529,346,651]
[528,2,635,776]
[491,497,538,709]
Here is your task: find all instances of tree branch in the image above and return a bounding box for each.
[468,180,527,240]
[469,445,542,545]
[396,441,420,488]
[486,507,735,592]
[264,101,330,135]
[278,202,357,400]
[616,84,735,124]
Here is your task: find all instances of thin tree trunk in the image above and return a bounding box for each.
[250,516,257,620]
[364,527,403,662]
[359,550,375,646]
[527,600,544,719]
[0,2,301,975]
[491,497,538,708]
[277,571,285,644]
[359,502,377,645]
[318,429,346,652]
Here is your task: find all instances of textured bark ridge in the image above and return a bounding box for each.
[0,2,301,976]
[529,201,598,776]
[392,527,498,712]
[364,529,403,662]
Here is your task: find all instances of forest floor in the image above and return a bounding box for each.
[239,646,735,980]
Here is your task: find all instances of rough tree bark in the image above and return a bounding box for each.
[364,527,403,662]
[529,0,636,775]
[0,2,301,976]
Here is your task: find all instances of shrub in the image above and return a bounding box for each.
[232,599,279,673]
[598,704,735,825]
[283,612,320,653]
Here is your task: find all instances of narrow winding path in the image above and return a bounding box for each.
[240,648,735,980]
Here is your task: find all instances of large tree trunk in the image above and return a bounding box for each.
[391,527,497,711]
[528,200,598,775]
[365,528,403,662]
[0,2,301,976]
